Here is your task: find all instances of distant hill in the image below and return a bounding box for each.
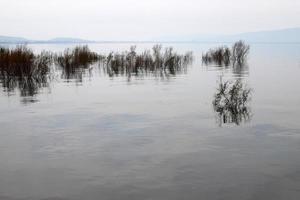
[0,36,29,43]
[157,27,300,43]
[0,36,93,44]
[223,27,300,43]
[47,37,94,43]
[1,28,300,43]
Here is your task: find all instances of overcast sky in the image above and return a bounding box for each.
[0,0,299,40]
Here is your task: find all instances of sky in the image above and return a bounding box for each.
[0,0,299,40]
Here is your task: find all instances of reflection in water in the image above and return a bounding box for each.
[59,64,94,82]
[212,78,252,126]
[205,63,249,78]
[105,45,193,80]
[232,63,249,78]
[0,75,49,97]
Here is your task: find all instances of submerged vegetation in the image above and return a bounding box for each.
[202,40,250,66]
[213,78,252,126]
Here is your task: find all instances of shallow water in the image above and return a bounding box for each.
[0,43,300,200]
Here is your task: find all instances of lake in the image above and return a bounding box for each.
[0,43,300,200]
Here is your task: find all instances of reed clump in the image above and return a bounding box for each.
[0,46,52,96]
[106,45,193,77]
[54,45,104,80]
[54,45,105,80]
[0,45,52,77]
[202,46,231,66]
[202,40,250,66]
[55,45,101,68]
[0,45,195,98]
[212,79,252,125]
[232,40,250,65]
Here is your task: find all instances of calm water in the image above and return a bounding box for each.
[0,43,300,200]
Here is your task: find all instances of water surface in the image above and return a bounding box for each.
[0,43,300,200]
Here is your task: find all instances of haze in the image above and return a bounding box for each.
[1,0,299,40]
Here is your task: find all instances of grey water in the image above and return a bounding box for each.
[0,43,300,200]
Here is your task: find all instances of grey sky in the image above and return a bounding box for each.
[1,0,299,40]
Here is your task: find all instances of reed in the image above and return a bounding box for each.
[55,45,102,68]
[202,41,249,66]
[106,45,193,77]
[54,45,104,80]
[212,79,252,125]
[0,46,52,96]
[232,41,250,65]
[0,45,194,95]
[202,46,231,66]
[0,45,52,77]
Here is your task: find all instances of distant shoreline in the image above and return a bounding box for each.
[1,41,300,45]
